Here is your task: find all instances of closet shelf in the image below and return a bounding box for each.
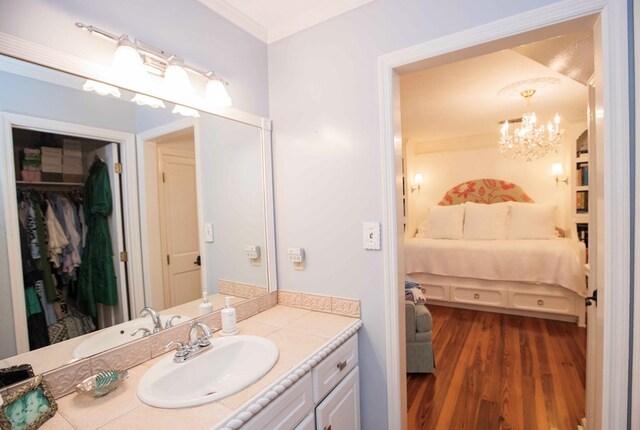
[16,180,84,187]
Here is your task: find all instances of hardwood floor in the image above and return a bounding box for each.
[407,305,586,430]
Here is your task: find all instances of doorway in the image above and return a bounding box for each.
[378,2,631,429]
[1,113,142,354]
[138,120,203,312]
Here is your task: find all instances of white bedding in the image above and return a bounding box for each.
[405,237,587,297]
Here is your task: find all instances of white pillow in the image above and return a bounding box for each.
[428,205,464,239]
[508,202,556,239]
[415,219,429,238]
[463,202,509,240]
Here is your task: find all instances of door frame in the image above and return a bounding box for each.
[378,0,630,428]
[0,112,143,354]
[135,118,205,310]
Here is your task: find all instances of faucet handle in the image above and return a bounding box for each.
[165,341,189,357]
[165,315,182,329]
[131,328,151,338]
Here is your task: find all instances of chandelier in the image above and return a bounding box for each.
[498,89,564,161]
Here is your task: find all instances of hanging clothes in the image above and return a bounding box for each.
[18,222,49,350]
[78,159,118,317]
[59,195,82,273]
[28,192,57,301]
[45,199,68,268]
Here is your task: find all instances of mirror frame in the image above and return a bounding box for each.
[0,31,277,355]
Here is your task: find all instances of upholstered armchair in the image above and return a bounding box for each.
[405,301,435,373]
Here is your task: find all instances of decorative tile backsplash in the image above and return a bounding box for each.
[40,290,278,398]
[278,290,360,317]
[218,280,268,299]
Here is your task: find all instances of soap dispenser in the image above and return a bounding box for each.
[221,296,238,335]
[198,291,214,315]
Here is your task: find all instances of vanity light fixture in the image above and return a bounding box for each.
[131,94,166,109]
[551,163,568,185]
[411,173,423,193]
[113,36,146,84]
[82,80,121,98]
[172,105,200,118]
[205,74,232,107]
[75,22,232,109]
[164,58,193,95]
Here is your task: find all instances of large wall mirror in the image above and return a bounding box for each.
[0,52,276,375]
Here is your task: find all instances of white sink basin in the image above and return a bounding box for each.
[72,315,187,359]
[137,335,279,408]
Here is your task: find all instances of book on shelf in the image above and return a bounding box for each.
[577,162,589,186]
[577,190,589,212]
[577,223,589,248]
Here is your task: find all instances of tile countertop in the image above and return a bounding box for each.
[41,305,361,430]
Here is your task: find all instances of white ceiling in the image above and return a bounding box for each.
[197,0,376,43]
[400,48,588,152]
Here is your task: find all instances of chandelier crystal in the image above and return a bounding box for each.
[498,89,564,161]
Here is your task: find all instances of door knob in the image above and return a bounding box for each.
[194,255,201,266]
[585,289,598,307]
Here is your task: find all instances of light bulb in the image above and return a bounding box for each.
[205,78,232,107]
[131,94,166,109]
[172,104,200,117]
[82,80,121,97]
[551,163,564,176]
[113,39,145,85]
[164,63,192,95]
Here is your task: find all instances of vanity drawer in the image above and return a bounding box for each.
[294,413,316,430]
[509,291,574,314]
[451,286,503,306]
[313,333,358,403]
[243,372,313,430]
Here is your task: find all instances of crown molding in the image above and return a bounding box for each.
[198,0,375,44]
[267,0,375,43]
[197,0,269,43]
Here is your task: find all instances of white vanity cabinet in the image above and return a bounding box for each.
[241,333,360,430]
[315,367,360,430]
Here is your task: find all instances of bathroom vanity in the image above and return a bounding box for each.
[38,305,361,430]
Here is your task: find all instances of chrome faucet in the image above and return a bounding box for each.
[165,321,213,363]
[139,307,163,333]
[189,322,212,347]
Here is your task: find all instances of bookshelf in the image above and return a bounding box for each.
[574,130,589,255]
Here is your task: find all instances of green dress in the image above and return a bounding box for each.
[78,160,117,317]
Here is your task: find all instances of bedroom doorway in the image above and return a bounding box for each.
[378,2,631,429]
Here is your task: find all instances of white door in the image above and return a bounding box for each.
[91,143,129,328]
[158,150,201,308]
[585,16,604,430]
[315,367,360,430]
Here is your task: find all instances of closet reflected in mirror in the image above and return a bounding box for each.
[0,54,273,372]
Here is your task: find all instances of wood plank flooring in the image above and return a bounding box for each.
[407,305,586,430]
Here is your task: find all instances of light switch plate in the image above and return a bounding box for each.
[205,223,213,243]
[363,222,381,250]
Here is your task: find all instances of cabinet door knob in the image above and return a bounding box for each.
[537,299,544,306]
[336,360,347,371]
[473,293,480,300]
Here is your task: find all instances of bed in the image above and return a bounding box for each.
[405,179,587,326]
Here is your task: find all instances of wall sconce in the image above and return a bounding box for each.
[411,173,423,193]
[551,163,568,185]
[76,22,232,111]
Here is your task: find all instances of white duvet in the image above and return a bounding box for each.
[405,237,587,297]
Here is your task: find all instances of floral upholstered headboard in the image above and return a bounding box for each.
[438,179,534,205]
